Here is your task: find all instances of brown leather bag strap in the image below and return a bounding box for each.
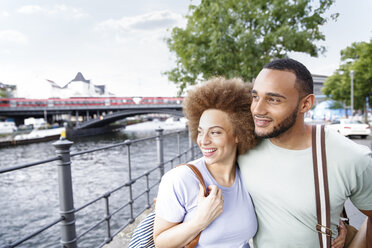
[312,125,332,248]
[367,217,372,248]
[176,163,208,248]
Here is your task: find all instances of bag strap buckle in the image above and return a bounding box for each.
[316,224,333,236]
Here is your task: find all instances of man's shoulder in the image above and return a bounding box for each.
[325,127,371,156]
[238,140,269,168]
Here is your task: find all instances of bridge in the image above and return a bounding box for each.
[0,104,183,128]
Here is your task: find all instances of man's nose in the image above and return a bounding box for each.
[252,98,267,115]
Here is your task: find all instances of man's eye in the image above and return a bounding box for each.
[268,98,280,104]
[252,95,259,100]
[211,131,221,135]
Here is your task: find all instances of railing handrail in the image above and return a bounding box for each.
[0,129,186,175]
[1,128,198,248]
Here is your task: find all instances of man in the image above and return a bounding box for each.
[238,58,372,247]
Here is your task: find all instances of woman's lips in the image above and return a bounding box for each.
[202,148,217,157]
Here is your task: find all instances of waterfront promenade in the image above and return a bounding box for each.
[1,125,370,247]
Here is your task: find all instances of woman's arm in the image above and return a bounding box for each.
[153,185,224,248]
[348,217,369,248]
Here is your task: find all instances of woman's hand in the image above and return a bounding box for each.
[193,184,224,230]
[331,220,347,248]
[153,184,224,248]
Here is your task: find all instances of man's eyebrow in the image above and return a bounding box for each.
[251,90,286,99]
[266,92,287,99]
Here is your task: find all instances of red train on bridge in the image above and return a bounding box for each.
[0,97,184,108]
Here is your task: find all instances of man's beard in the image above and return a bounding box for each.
[254,105,299,139]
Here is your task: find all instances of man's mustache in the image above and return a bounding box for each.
[253,114,273,121]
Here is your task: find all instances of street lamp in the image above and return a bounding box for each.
[350,70,354,117]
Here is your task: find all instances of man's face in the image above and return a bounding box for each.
[251,69,301,139]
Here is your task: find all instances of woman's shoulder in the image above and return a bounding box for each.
[161,157,205,186]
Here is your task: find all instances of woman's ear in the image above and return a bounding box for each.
[235,136,239,144]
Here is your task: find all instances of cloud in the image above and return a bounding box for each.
[18,4,88,19]
[0,30,28,45]
[1,11,10,17]
[96,10,185,36]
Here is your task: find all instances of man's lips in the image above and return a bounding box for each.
[254,115,273,127]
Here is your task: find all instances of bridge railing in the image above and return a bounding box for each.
[0,128,200,248]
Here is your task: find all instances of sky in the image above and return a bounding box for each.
[0,0,371,98]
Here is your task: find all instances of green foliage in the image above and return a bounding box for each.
[322,40,372,110]
[166,0,336,94]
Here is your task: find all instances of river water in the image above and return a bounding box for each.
[0,121,198,248]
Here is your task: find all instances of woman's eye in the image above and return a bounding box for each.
[211,131,221,135]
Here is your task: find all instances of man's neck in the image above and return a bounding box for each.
[269,121,312,150]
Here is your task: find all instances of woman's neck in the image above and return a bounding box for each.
[205,159,236,187]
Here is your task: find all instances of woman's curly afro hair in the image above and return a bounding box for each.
[182,77,258,155]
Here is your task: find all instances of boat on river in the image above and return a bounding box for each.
[0,127,65,147]
[0,122,17,134]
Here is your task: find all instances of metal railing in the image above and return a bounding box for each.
[0,128,199,248]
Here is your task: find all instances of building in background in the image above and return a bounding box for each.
[0,82,17,98]
[312,74,328,105]
[47,72,110,98]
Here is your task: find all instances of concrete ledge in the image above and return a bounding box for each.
[104,204,155,248]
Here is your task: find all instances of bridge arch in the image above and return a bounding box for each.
[76,109,184,129]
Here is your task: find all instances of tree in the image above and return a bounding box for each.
[166,0,337,94]
[322,40,372,117]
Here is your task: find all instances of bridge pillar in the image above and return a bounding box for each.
[75,111,79,128]
[14,117,24,126]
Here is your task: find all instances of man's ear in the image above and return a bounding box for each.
[299,94,315,114]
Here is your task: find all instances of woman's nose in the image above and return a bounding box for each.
[201,134,211,145]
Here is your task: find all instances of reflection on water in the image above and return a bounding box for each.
[0,122,196,248]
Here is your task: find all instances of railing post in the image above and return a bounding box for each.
[53,138,77,248]
[145,173,151,208]
[156,128,164,177]
[188,130,195,160]
[125,140,135,223]
[103,193,112,244]
[177,131,181,163]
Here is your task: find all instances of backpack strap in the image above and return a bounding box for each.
[312,125,332,248]
[177,163,208,248]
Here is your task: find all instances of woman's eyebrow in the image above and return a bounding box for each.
[198,126,225,130]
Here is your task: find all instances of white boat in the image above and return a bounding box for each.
[0,122,17,134]
[13,127,65,141]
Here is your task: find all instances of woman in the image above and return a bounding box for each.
[153,77,258,247]
[153,77,347,248]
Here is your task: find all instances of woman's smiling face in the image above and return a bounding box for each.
[197,109,238,167]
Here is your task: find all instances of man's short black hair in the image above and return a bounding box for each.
[264,58,313,97]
